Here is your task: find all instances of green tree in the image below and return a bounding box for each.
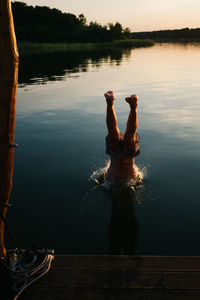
[78,14,87,26]
[123,27,131,38]
[108,22,123,39]
[12,2,134,43]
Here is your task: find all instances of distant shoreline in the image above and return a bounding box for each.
[18,39,155,55]
[132,28,200,43]
[136,38,200,43]
[147,39,200,43]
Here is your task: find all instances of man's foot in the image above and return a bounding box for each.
[125,94,138,109]
[104,91,115,105]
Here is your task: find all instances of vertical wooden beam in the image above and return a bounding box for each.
[0,0,19,257]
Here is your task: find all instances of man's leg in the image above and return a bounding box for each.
[124,95,138,145]
[104,91,120,146]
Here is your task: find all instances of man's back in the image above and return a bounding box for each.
[106,136,137,181]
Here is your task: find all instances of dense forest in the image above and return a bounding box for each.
[132,28,200,41]
[12,2,132,42]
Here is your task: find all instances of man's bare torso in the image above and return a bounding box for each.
[107,156,136,181]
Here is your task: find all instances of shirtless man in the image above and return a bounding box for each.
[104,91,140,183]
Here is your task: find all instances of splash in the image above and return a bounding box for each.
[90,160,110,184]
[90,160,145,192]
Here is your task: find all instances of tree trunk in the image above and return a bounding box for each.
[0,0,19,257]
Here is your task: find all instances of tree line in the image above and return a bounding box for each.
[12,2,132,42]
[132,28,200,41]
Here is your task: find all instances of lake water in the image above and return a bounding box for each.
[8,43,200,255]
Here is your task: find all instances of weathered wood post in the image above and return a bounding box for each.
[0,0,19,257]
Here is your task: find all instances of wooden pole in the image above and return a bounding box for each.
[0,0,19,257]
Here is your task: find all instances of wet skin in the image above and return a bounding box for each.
[104,91,138,181]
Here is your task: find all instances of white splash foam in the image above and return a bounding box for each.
[90,161,145,191]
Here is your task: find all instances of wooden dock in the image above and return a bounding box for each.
[1,255,200,299]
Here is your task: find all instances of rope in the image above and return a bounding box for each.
[8,248,54,300]
[1,248,54,300]
[0,205,54,300]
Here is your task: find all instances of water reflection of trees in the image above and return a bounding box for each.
[18,49,131,86]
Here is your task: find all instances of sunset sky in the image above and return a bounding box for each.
[13,0,200,32]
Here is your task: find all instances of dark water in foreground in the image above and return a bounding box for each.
[7,44,200,255]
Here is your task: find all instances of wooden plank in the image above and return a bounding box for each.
[19,288,200,300]
[53,255,200,271]
[32,270,200,290]
[2,255,200,274]
[2,255,200,300]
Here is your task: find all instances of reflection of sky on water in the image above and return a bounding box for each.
[11,43,200,255]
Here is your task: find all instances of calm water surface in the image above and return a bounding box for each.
[8,44,200,255]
